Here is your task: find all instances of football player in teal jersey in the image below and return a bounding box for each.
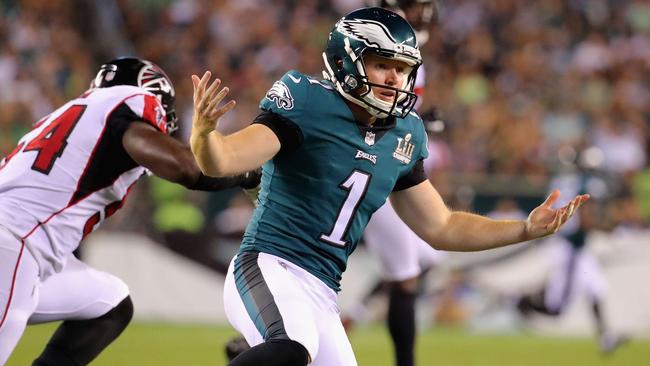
[190,7,589,366]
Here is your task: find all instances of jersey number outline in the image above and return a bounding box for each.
[23,105,86,174]
[319,170,371,247]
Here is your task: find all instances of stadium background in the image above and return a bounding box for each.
[2,0,650,364]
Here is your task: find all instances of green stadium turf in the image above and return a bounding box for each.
[7,322,649,365]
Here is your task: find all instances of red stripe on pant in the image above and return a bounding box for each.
[0,240,26,330]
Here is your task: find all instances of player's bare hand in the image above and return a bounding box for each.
[191,71,236,137]
[525,190,590,239]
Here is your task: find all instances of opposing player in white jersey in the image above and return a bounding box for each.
[0,57,260,366]
[356,1,442,366]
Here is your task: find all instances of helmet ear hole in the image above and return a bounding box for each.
[335,58,344,70]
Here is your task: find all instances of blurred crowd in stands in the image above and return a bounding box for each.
[1,0,649,249]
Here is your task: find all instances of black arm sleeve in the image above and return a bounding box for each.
[188,168,261,191]
[392,159,427,192]
[187,173,245,192]
[253,110,304,154]
[70,104,142,203]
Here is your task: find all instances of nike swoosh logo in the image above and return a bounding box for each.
[287,74,302,84]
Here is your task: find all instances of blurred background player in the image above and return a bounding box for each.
[0,57,260,366]
[516,146,628,354]
[346,2,443,366]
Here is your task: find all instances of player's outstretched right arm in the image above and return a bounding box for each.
[190,71,280,177]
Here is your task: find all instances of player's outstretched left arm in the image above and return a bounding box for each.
[122,121,260,191]
[391,180,589,252]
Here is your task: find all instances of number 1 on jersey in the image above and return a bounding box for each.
[320,170,371,247]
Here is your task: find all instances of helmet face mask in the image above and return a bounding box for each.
[91,57,179,134]
[323,7,422,119]
[354,53,417,116]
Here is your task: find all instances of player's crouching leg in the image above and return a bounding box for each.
[223,252,327,365]
[32,296,133,366]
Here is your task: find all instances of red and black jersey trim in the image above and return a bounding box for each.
[141,94,168,135]
[69,103,142,205]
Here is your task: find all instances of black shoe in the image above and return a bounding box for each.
[225,336,251,361]
[516,297,534,318]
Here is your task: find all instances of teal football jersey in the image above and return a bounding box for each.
[240,70,428,291]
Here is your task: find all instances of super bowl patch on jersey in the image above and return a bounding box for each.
[393,133,415,164]
[266,80,294,110]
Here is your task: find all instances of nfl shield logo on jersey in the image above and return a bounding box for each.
[364,131,375,146]
[393,133,415,164]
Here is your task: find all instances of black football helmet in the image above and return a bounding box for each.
[323,7,422,119]
[91,57,178,133]
[369,0,439,44]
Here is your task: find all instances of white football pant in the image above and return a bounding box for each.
[0,225,129,365]
[224,252,358,366]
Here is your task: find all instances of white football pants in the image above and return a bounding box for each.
[224,252,358,366]
[0,225,129,365]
